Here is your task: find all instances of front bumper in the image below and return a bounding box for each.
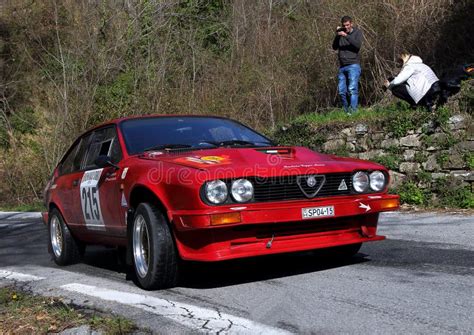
[171,194,399,261]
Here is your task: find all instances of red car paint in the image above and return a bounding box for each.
[43,115,399,262]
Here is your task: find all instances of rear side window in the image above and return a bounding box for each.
[59,140,80,175]
[83,127,122,170]
[59,133,92,175]
[73,133,92,172]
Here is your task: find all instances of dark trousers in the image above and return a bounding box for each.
[391,81,441,110]
[391,84,416,106]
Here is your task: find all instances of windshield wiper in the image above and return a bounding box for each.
[200,140,272,147]
[144,140,273,152]
[144,144,192,151]
[220,140,256,146]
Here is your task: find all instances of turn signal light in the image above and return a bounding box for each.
[210,212,241,226]
[380,199,400,210]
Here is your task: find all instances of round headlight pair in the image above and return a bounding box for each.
[352,171,386,193]
[204,179,254,204]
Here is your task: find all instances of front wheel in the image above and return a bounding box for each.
[48,208,82,265]
[132,203,178,290]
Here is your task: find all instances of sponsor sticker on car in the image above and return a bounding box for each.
[302,205,335,219]
[173,155,231,168]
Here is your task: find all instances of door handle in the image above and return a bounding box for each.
[72,179,79,187]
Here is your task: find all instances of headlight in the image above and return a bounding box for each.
[370,171,386,192]
[231,179,254,203]
[205,180,228,204]
[352,171,369,193]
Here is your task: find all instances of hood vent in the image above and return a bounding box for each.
[255,147,294,158]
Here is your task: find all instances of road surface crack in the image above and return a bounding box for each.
[216,319,235,334]
[137,303,157,310]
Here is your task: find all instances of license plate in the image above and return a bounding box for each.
[302,206,335,219]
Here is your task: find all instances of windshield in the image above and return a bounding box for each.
[120,116,274,155]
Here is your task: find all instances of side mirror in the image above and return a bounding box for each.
[94,155,119,170]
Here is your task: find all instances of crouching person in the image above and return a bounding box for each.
[384,52,440,111]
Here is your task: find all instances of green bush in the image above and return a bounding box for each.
[272,120,326,148]
[465,153,474,170]
[0,107,38,149]
[434,105,451,127]
[417,171,432,184]
[414,151,427,164]
[384,106,431,138]
[374,154,400,171]
[327,145,350,157]
[395,181,427,206]
[433,177,474,209]
[436,152,449,166]
[93,71,135,124]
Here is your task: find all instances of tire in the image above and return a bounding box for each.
[48,208,82,265]
[131,203,178,290]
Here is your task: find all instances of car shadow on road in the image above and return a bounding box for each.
[177,250,370,289]
[80,246,130,274]
[0,221,372,288]
[77,247,370,289]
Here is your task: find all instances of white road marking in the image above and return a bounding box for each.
[0,222,37,228]
[0,212,42,220]
[61,283,291,334]
[0,270,45,282]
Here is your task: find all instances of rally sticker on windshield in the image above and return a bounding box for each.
[80,169,105,230]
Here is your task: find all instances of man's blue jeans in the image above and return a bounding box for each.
[338,64,361,113]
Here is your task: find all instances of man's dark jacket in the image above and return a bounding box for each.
[332,27,363,67]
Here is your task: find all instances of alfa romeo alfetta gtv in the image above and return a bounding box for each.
[43,116,399,289]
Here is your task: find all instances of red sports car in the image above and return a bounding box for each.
[43,115,399,289]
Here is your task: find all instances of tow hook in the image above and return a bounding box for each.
[266,233,275,249]
[360,225,373,238]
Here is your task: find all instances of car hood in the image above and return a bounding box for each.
[139,146,385,177]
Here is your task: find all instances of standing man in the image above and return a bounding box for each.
[332,16,363,114]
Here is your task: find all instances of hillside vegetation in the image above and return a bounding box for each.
[272,81,473,208]
[0,0,472,206]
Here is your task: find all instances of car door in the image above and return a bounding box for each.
[53,138,83,226]
[58,132,93,231]
[75,126,124,236]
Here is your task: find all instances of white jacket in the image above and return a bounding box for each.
[389,56,439,103]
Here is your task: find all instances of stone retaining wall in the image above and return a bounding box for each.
[318,113,473,196]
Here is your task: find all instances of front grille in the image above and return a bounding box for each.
[251,173,353,202]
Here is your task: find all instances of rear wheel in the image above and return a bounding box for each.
[132,203,178,290]
[48,208,82,265]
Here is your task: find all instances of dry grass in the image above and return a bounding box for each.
[0,286,137,335]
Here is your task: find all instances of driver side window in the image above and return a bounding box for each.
[83,127,122,170]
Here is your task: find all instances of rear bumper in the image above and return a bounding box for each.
[171,194,399,261]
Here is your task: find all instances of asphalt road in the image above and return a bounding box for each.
[0,211,472,334]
